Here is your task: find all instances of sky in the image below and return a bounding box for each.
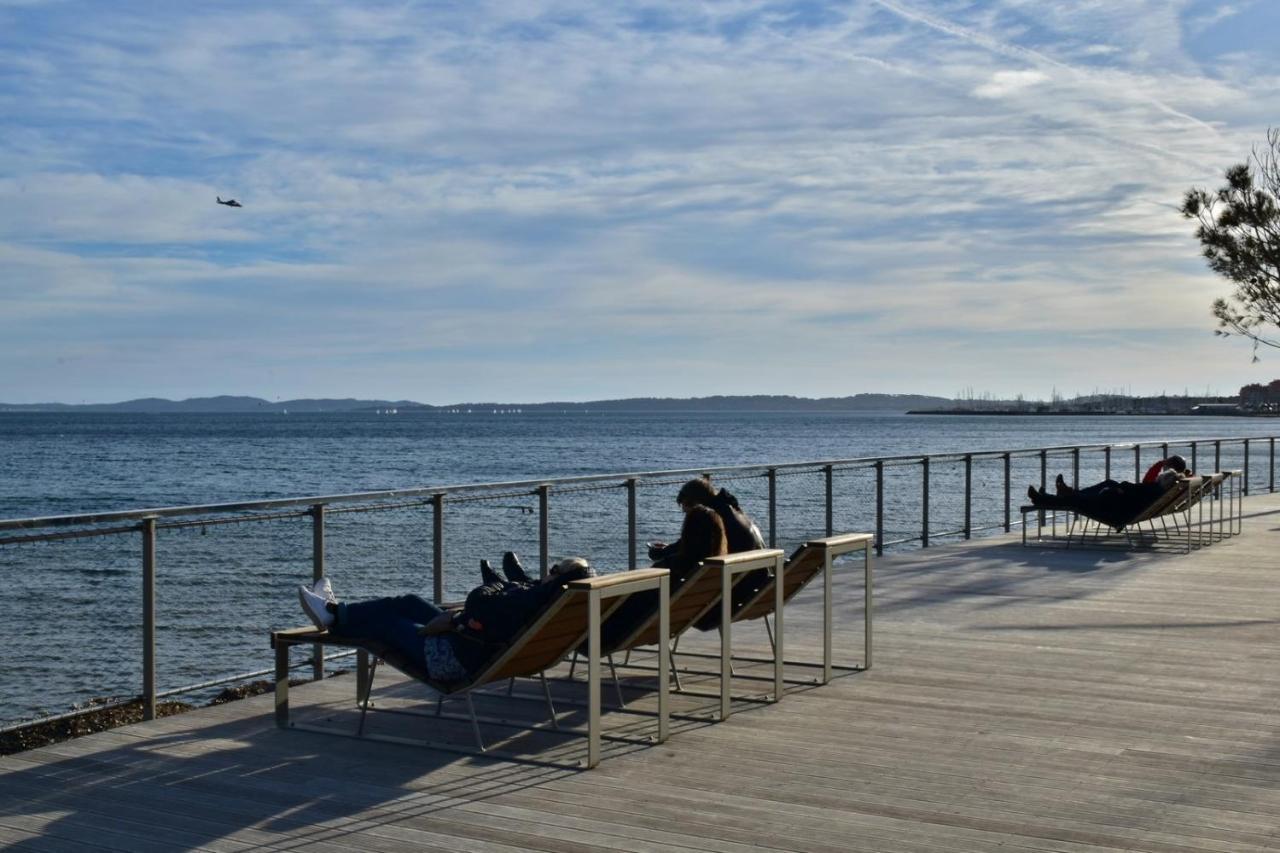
[3,0,1280,405]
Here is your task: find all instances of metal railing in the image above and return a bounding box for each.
[1,432,1276,728]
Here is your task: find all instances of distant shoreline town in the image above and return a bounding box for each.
[3,383,1280,415]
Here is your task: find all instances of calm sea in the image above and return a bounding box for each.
[1,410,1276,724]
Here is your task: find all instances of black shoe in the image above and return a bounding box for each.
[480,558,503,585]
[1055,474,1071,495]
[502,551,532,583]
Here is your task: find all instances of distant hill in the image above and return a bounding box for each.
[0,393,955,414]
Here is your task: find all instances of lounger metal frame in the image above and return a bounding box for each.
[1021,472,1243,551]
[670,534,874,688]
[271,569,670,769]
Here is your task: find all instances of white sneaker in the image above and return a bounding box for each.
[298,584,334,630]
[311,577,336,604]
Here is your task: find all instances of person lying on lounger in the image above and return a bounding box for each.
[1026,455,1191,528]
[297,556,593,684]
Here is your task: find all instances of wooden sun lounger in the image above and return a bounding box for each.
[671,534,874,692]
[1020,474,1239,551]
[602,549,785,720]
[271,568,670,768]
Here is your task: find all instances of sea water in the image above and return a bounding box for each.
[1,410,1275,724]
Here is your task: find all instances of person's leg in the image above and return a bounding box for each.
[337,594,444,635]
[480,559,506,586]
[1075,480,1120,499]
[502,551,533,583]
[332,595,437,669]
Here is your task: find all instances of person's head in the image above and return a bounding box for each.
[1165,455,1188,473]
[676,477,717,512]
[677,505,728,562]
[547,557,594,583]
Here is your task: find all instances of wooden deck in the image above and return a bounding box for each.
[3,495,1279,852]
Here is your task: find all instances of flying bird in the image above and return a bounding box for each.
[216,196,243,207]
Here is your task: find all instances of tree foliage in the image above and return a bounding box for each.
[1182,128,1280,358]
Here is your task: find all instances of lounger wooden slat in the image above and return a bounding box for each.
[271,568,670,768]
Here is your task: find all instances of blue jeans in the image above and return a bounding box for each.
[333,594,444,671]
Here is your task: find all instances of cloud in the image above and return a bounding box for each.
[972,69,1048,98]
[0,0,1277,402]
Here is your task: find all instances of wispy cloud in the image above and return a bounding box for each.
[1,0,1278,403]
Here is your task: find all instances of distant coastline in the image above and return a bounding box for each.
[0,393,953,415]
[909,408,1278,418]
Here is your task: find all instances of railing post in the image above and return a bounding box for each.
[963,454,972,539]
[1161,442,1168,461]
[1243,439,1250,495]
[1071,447,1079,489]
[874,461,884,556]
[141,516,157,721]
[1214,440,1221,474]
[538,484,550,578]
[1271,437,1276,493]
[431,493,445,604]
[767,468,777,548]
[921,457,930,548]
[310,503,326,681]
[626,478,637,570]
[1002,452,1010,533]
[824,464,834,537]
[1104,445,1111,482]
[1039,449,1047,494]
[1190,441,1198,475]
[1134,444,1141,482]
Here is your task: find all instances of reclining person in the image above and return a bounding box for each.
[297,556,593,684]
[1026,455,1191,529]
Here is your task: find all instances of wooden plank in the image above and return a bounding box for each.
[3,496,1278,852]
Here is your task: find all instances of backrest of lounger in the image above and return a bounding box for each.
[1132,477,1198,523]
[732,544,822,623]
[478,587,624,683]
[620,561,722,649]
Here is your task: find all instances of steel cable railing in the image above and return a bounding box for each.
[0,432,1276,728]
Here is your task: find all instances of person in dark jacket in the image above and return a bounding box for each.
[297,557,593,684]
[599,504,728,650]
[648,478,764,561]
[647,477,768,631]
[1026,463,1189,530]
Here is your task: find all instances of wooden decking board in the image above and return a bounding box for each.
[3,496,1279,852]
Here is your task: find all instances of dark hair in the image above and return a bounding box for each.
[676,505,728,564]
[1166,455,1187,473]
[676,477,717,507]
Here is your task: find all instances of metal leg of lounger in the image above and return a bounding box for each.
[657,574,670,743]
[859,538,873,671]
[669,641,683,692]
[763,613,775,655]
[539,672,559,731]
[715,626,736,677]
[357,656,379,736]
[587,589,602,769]
[465,693,485,751]
[608,654,626,708]
[274,640,291,729]
[567,650,579,679]
[720,567,733,721]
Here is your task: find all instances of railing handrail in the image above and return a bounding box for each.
[2,433,1274,532]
